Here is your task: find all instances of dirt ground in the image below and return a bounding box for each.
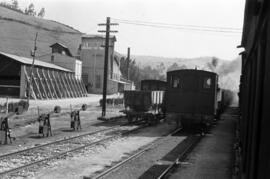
[0,95,178,179]
[0,95,124,155]
[29,122,176,179]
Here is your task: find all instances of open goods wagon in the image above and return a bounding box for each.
[122,90,165,123]
[141,80,167,91]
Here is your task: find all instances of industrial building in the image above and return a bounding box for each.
[80,35,133,94]
[0,51,87,99]
[38,43,82,80]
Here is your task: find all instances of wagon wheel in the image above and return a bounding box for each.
[152,115,158,125]
[127,115,135,124]
[148,114,156,125]
[135,115,140,122]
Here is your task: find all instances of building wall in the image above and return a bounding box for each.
[80,36,121,94]
[21,65,87,99]
[19,65,26,98]
[38,53,82,80]
[75,60,82,80]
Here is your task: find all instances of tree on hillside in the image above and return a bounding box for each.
[11,0,18,9]
[120,57,166,88]
[24,3,36,16]
[167,63,187,72]
[167,62,179,72]
[120,56,131,79]
[207,57,219,72]
[0,0,23,13]
[156,62,166,74]
[38,7,45,18]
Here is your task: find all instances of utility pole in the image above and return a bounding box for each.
[98,17,118,117]
[27,32,38,104]
[127,47,130,80]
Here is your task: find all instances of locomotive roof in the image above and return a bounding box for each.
[141,79,166,83]
[167,69,217,76]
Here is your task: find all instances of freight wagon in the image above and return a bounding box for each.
[122,90,165,124]
[141,80,167,91]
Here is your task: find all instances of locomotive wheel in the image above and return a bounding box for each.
[127,115,133,123]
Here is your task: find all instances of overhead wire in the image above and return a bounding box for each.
[112,18,242,30]
[111,18,242,34]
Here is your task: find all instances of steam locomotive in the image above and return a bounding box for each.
[122,69,225,130]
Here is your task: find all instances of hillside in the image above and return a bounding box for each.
[132,55,218,69]
[0,6,241,93]
[132,55,241,91]
[0,6,83,58]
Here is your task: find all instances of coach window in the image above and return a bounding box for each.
[171,76,180,88]
[203,77,211,88]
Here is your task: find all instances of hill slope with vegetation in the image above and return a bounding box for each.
[121,55,241,92]
[0,6,83,58]
[0,5,241,96]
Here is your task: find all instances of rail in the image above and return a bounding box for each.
[0,123,147,177]
[92,127,183,179]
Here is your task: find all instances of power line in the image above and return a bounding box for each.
[112,18,242,34]
[112,18,242,30]
[116,21,241,33]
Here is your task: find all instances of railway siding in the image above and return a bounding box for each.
[29,122,176,179]
[0,125,141,178]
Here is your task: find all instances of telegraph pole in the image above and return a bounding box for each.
[127,47,130,80]
[27,32,38,104]
[98,17,118,117]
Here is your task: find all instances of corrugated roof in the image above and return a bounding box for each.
[49,42,68,49]
[81,34,116,41]
[0,51,71,72]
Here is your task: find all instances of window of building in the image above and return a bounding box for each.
[203,77,212,88]
[95,75,101,89]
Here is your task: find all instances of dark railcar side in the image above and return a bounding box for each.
[124,90,152,112]
[165,69,218,127]
[141,80,167,91]
[238,1,270,179]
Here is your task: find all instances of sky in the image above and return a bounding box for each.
[15,0,245,60]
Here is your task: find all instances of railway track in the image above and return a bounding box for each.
[155,135,201,179]
[91,127,183,179]
[0,123,147,178]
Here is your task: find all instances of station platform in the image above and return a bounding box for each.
[170,108,238,179]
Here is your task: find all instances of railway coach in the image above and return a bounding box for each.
[165,69,218,131]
